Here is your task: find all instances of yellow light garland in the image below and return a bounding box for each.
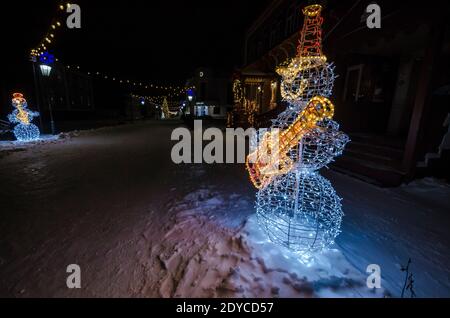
[246,96,334,189]
[30,1,69,58]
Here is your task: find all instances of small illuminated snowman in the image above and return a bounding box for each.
[8,93,40,142]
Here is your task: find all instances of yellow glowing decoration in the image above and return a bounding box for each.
[233,79,243,103]
[251,4,349,255]
[10,93,34,125]
[246,96,334,189]
[245,100,259,127]
[270,81,278,109]
[247,4,341,190]
[276,4,328,103]
[303,4,322,17]
[162,97,170,119]
[279,77,308,102]
[16,102,31,125]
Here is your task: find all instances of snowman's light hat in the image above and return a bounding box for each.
[297,5,326,64]
[12,93,26,104]
[277,4,327,77]
[13,93,24,99]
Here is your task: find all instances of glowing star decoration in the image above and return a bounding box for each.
[8,93,41,142]
[247,4,350,255]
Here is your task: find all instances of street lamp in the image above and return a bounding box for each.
[30,57,44,131]
[187,89,195,116]
[39,63,56,135]
[39,64,52,77]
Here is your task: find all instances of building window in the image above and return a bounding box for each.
[195,103,208,117]
[213,106,221,115]
[343,64,364,103]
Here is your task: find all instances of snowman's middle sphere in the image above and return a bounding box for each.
[256,171,343,254]
[270,115,350,171]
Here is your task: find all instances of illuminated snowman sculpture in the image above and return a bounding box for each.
[8,93,40,142]
[246,5,349,255]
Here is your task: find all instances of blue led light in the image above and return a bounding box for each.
[39,51,55,65]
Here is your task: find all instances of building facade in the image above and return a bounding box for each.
[186,68,231,120]
[35,62,95,111]
[32,61,96,132]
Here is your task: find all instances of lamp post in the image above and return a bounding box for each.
[187,89,195,117]
[31,58,44,131]
[39,64,52,77]
[187,94,193,116]
[39,64,56,135]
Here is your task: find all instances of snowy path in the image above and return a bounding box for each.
[0,122,448,297]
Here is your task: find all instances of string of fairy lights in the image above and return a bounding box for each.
[131,94,185,106]
[30,1,69,58]
[30,1,193,97]
[65,64,192,96]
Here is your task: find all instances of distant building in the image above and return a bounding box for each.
[232,0,450,185]
[32,61,96,132]
[36,62,95,112]
[186,68,231,119]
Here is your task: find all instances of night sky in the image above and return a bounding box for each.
[1,0,271,96]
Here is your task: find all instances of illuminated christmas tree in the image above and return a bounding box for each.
[8,93,40,142]
[246,5,349,255]
[162,96,170,119]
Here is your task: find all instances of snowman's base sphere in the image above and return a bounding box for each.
[256,170,343,254]
[14,123,40,142]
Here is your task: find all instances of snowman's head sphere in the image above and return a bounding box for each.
[12,93,27,109]
[277,58,336,108]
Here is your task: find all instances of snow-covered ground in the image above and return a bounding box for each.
[0,121,448,297]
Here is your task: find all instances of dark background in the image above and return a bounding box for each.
[0,0,271,101]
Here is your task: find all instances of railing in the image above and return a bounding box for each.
[0,119,11,134]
